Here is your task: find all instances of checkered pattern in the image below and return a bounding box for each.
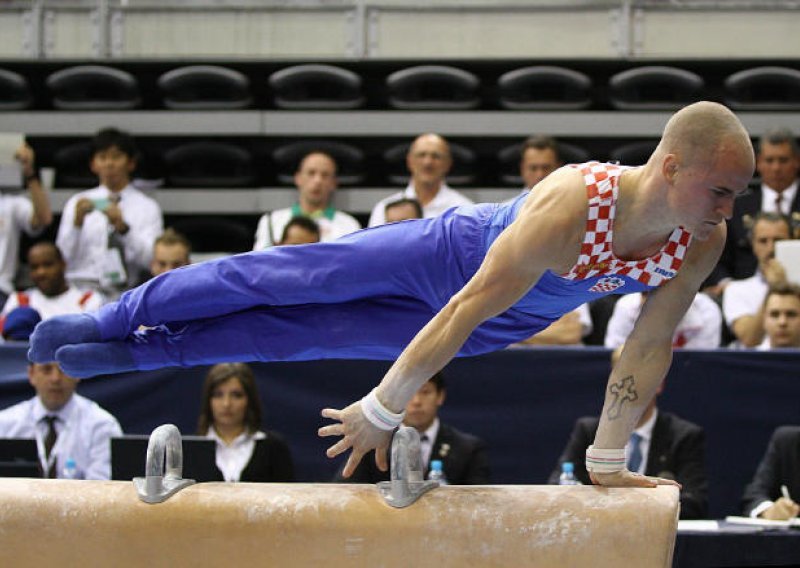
[563,162,692,288]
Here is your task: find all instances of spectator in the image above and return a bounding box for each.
[384,198,423,223]
[333,372,490,484]
[150,228,191,278]
[278,216,321,246]
[253,151,360,249]
[741,426,800,520]
[0,242,103,325]
[757,284,800,350]
[368,133,473,226]
[56,127,163,298]
[707,127,800,295]
[722,212,792,347]
[197,363,294,482]
[520,135,563,190]
[0,142,53,306]
[0,362,122,479]
[605,291,722,349]
[548,347,708,519]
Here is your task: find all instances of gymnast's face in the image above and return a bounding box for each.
[403,380,445,433]
[669,143,753,241]
[210,377,248,431]
[28,363,78,412]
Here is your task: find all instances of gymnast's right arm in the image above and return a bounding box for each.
[319,168,586,477]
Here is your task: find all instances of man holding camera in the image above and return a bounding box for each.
[56,128,163,299]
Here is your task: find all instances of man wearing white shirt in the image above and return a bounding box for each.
[253,151,360,249]
[723,213,791,347]
[605,291,722,349]
[56,128,163,297]
[0,142,53,306]
[756,284,800,350]
[0,362,122,479]
[1,242,103,322]
[368,133,473,227]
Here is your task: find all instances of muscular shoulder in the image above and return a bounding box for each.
[508,166,588,270]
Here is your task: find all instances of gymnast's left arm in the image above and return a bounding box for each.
[590,224,725,488]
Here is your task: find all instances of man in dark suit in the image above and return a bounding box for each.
[548,348,708,519]
[741,426,800,520]
[332,372,490,484]
[707,127,800,293]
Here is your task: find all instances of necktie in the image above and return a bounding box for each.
[775,192,784,214]
[43,415,58,478]
[628,432,643,473]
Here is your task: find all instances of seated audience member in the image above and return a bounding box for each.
[197,363,294,482]
[741,425,800,520]
[0,141,52,307]
[519,135,563,191]
[1,242,103,326]
[0,362,122,479]
[512,304,592,347]
[757,284,800,350]
[706,127,800,296]
[722,212,792,347]
[333,372,490,484]
[56,127,163,297]
[278,216,321,246]
[548,347,708,519]
[253,151,360,249]
[368,133,473,227]
[384,198,423,223]
[605,291,722,349]
[150,228,191,278]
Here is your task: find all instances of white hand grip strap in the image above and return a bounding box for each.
[360,389,406,431]
[585,445,627,473]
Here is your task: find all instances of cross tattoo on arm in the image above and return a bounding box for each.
[607,375,638,420]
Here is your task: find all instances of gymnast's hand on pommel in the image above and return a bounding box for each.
[589,469,682,489]
[318,401,393,478]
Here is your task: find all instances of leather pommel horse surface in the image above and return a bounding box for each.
[0,480,679,567]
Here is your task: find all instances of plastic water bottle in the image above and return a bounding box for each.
[428,460,448,485]
[558,461,580,485]
[61,458,78,480]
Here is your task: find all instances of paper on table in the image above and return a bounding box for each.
[725,515,800,529]
[677,520,720,532]
[0,133,24,189]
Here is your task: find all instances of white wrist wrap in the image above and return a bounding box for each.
[360,389,405,431]
[585,445,627,473]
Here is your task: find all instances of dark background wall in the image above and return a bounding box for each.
[0,344,797,518]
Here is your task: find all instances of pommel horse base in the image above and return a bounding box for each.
[0,479,678,567]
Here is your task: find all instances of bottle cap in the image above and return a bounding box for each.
[562,461,574,473]
[430,459,443,471]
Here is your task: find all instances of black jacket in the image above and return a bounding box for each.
[741,425,800,517]
[333,422,490,484]
[210,431,295,482]
[548,412,709,519]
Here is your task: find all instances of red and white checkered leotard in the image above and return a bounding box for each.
[562,161,692,289]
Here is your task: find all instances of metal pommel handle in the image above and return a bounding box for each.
[134,424,195,504]
[378,426,439,508]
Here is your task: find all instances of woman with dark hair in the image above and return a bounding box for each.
[198,362,294,482]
